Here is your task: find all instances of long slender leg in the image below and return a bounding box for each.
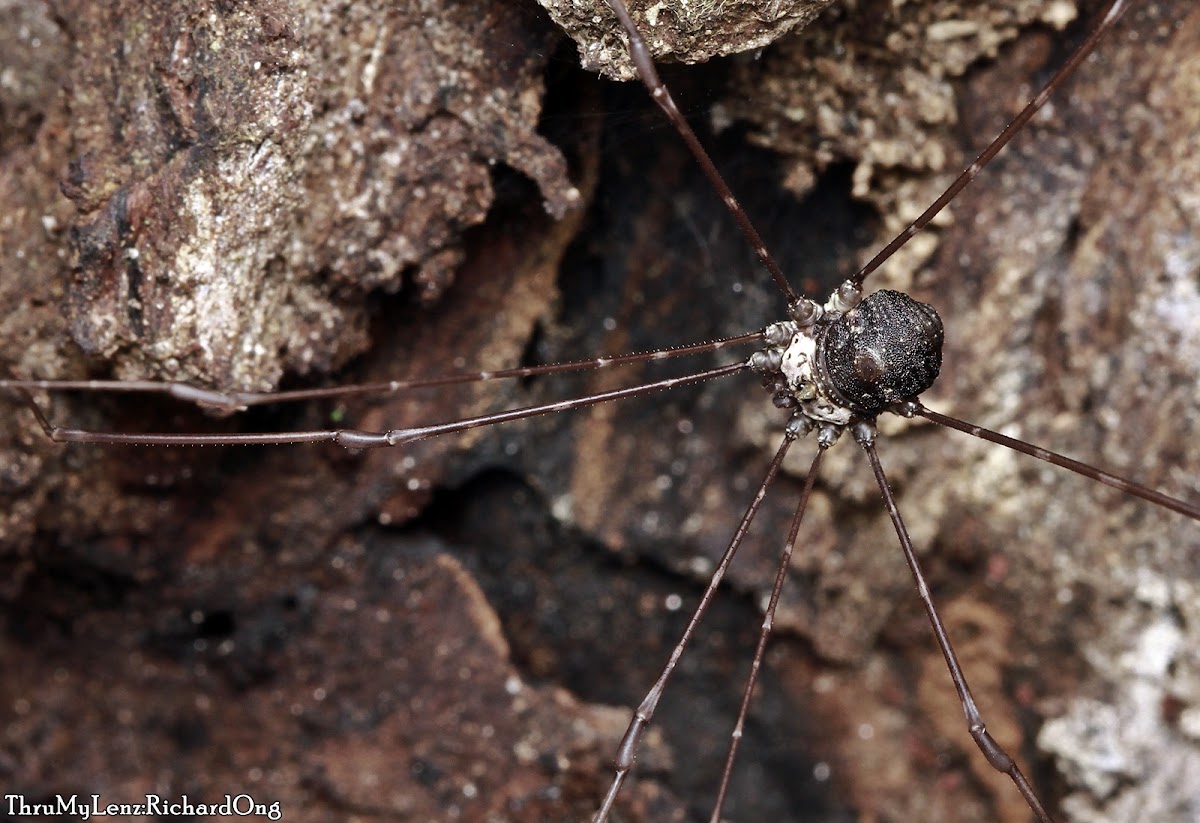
[602,0,1133,298]
[914,403,1200,521]
[850,0,1132,289]
[594,425,798,823]
[0,332,760,412]
[603,0,798,304]
[709,444,826,823]
[854,422,1054,823]
[17,362,747,447]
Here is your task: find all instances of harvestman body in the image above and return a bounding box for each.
[4,0,1200,820]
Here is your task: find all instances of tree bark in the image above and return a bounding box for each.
[2,1,1198,821]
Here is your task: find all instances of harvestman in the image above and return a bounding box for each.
[3,0,1199,819]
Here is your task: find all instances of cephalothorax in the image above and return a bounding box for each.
[751,282,944,443]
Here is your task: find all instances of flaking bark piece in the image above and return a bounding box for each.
[539,0,835,81]
[54,0,577,391]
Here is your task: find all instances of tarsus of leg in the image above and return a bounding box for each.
[593,428,796,823]
[603,0,799,305]
[709,445,825,823]
[916,403,1200,521]
[18,362,747,448]
[857,428,1054,823]
[0,332,761,413]
[850,0,1131,290]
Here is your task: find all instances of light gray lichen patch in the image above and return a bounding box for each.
[539,0,836,80]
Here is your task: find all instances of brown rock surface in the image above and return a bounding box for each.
[2,1,1198,821]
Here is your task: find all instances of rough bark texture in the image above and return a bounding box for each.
[2,1,1199,822]
[538,0,836,80]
